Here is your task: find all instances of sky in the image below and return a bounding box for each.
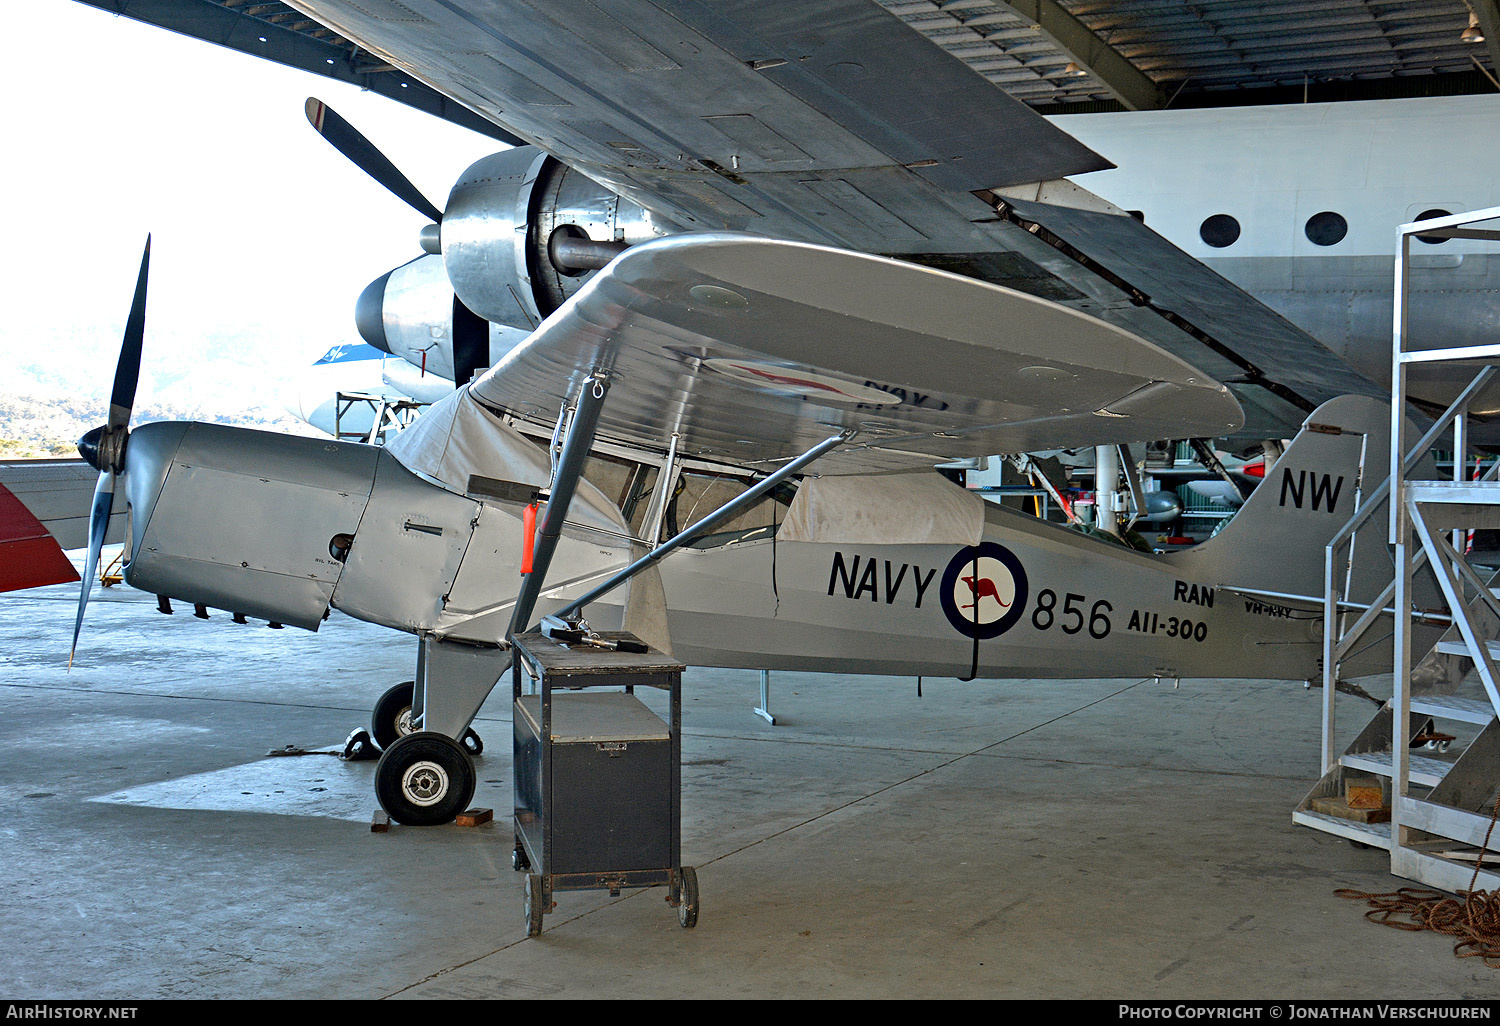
[2,0,507,417]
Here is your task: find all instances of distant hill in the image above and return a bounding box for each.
[0,388,315,459]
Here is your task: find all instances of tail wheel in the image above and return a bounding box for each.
[373,732,476,826]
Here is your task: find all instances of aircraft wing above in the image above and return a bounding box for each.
[467,233,1244,473]
[272,0,1380,440]
[285,0,1113,237]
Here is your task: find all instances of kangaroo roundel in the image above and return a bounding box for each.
[940,543,1029,640]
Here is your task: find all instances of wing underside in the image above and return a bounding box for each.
[277,0,1378,440]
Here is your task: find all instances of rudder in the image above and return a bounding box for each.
[1163,394,1411,605]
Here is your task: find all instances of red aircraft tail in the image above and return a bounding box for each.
[0,482,79,592]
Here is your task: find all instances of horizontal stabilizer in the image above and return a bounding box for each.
[0,482,79,592]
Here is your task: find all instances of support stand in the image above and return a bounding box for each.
[754,669,776,725]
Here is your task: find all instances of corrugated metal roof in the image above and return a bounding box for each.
[86,1,1500,122]
[877,1,1496,109]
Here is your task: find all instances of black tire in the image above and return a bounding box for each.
[678,866,699,928]
[512,843,531,872]
[462,728,484,755]
[371,681,416,751]
[525,874,545,937]
[373,732,476,826]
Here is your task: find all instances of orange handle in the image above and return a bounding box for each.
[521,502,537,574]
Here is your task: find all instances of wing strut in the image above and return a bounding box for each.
[505,373,611,640]
[555,429,857,622]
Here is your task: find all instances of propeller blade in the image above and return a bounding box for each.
[109,235,150,432]
[72,233,151,666]
[305,97,444,224]
[69,471,116,667]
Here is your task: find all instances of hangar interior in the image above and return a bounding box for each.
[17,0,1500,999]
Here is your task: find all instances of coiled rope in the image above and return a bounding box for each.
[1335,791,1500,968]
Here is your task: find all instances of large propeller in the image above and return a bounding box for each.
[304,97,494,384]
[305,98,444,227]
[71,235,150,666]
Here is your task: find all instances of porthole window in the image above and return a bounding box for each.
[1415,208,1453,245]
[1199,214,1240,248]
[1304,211,1348,247]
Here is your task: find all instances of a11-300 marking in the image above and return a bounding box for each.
[1126,609,1209,642]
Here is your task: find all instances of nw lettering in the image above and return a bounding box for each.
[1278,468,1344,513]
[828,552,937,608]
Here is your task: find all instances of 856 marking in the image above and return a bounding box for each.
[1127,609,1209,642]
[1031,589,1112,640]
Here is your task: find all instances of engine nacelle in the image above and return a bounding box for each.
[118,418,636,641]
[441,146,677,324]
[355,253,531,386]
[122,422,382,630]
[353,146,677,389]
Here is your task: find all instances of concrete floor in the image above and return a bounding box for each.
[3,571,1498,1000]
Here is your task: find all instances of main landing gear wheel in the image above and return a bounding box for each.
[371,681,416,751]
[373,732,476,826]
[371,681,484,754]
[525,874,546,937]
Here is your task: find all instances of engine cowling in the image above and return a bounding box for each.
[355,253,530,386]
[441,146,677,323]
[354,146,679,386]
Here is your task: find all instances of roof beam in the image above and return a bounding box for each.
[993,0,1167,110]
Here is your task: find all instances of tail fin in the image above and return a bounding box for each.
[1164,394,1410,604]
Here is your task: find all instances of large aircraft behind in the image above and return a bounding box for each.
[340,92,1500,443]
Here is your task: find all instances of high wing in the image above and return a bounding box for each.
[278,0,1382,440]
[466,233,1243,472]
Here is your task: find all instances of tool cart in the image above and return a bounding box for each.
[510,626,697,936]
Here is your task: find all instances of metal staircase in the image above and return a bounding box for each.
[334,391,426,444]
[1295,207,1500,892]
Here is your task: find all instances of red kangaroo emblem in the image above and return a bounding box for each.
[961,575,1010,611]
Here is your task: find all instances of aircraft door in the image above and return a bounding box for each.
[331,453,482,632]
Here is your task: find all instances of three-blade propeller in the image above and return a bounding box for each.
[71,235,150,667]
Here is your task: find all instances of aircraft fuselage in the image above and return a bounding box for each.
[1060,94,1500,409]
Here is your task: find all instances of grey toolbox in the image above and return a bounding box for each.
[510,629,697,935]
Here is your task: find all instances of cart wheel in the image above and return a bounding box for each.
[678,866,699,928]
[371,681,416,751]
[512,842,531,872]
[373,732,476,826]
[462,728,484,755]
[525,874,545,937]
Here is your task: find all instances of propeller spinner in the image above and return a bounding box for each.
[71,235,150,666]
